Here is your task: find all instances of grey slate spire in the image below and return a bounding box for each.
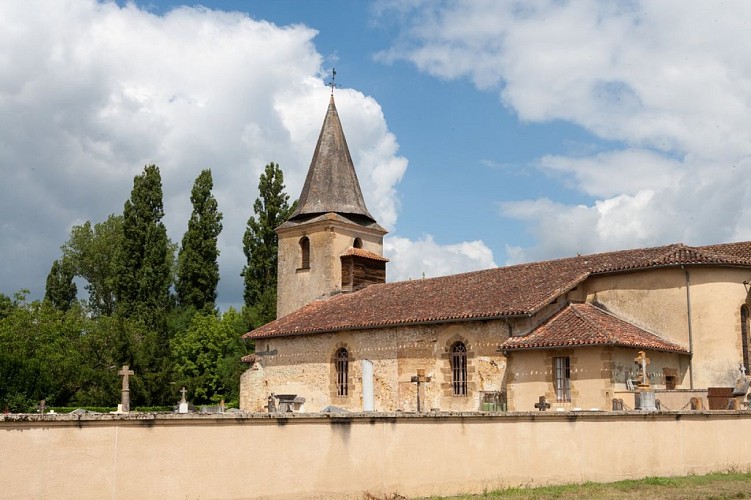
[288,95,376,224]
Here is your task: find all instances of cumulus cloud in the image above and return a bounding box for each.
[378,0,751,262]
[384,235,497,282]
[0,0,493,308]
[0,1,404,307]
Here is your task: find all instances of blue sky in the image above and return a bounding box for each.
[2,1,751,310]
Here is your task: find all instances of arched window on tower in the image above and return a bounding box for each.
[742,305,750,374]
[299,236,310,269]
[336,348,349,397]
[451,342,468,396]
[353,237,363,249]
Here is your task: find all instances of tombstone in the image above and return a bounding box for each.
[117,365,135,413]
[612,398,624,411]
[633,351,657,411]
[534,396,551,411]
[266,394,277,413]
[178,387,189,414]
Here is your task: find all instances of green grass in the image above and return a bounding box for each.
[425,471,751,499]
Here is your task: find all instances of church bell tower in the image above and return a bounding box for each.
[275,94,388,318]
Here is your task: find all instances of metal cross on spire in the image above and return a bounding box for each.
[327,67,339,95]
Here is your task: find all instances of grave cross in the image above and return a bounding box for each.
[634,350,651,388]
[410,369,431,412]
[179,386,187,404]
[534,395,551,411]
[118,364,135,412]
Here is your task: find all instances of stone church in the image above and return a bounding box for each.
[239,94,751,413]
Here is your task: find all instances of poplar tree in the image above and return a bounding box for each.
[114,164,173,405]
[115,164,172,327]
[242,162,295,325]
[44,258,77,311]
[176,169,223,311]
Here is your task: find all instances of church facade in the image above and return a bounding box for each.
[239,95,751,413]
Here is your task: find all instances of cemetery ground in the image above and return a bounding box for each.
[429,470,751,499]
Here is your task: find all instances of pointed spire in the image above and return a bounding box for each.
[288,95,376,224]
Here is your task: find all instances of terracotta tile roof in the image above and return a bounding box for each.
[501,303,689,353]
[245,241,751,339]
[699,241,751,260]
[340,247,389,262]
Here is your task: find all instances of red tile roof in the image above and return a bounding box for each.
[245,241,751,339]
[340,247,389,262]
[501,303,689,353]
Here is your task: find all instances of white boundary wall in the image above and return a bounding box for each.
[2,411,751,499]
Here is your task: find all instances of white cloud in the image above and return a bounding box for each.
[378,0,751,262]
[384,234,496,282]
[0,0,490,308]
[538,149,682,199]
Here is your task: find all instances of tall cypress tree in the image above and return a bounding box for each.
[176,169,223,311]
[44,258,77,311]
[242,162,295,325]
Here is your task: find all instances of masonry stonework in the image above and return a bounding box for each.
[241,320,510,412]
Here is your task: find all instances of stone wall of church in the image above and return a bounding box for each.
[582,267,750,389]
[240,319,510,413]
[276,217,384,318]
[506,346,687,411]
[506,347,612,411]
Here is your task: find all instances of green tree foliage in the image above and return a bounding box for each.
[242,162,295,326]
[115,164,173,328]
[0,292,16,320]
[170,309,248,405]
[0,296,88,411]
[44,257,77,311]
[176,169,223,312]
[113,164,174,406]
[62,215,123,316]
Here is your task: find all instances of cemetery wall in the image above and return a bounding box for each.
[2,411,751,499]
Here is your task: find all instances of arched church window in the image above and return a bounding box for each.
[451,342,467,396]
[299,236,310,269]
[742,305,750,374]
[353,237,363,249]
[336,348,349,397]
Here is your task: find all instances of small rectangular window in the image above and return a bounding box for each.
[665,375,676,390]
[554,356,571,402]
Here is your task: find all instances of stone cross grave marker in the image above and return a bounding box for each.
[634,351,651,388]
[178,386,189,414]
[118,364,135,412]
[534,395,551,411]
[410,369,431,412]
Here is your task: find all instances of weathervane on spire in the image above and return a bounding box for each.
[327,67,339,95]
